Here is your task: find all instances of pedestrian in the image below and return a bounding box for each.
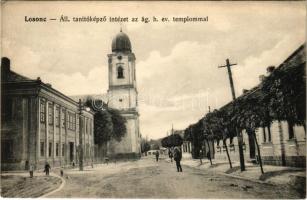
[72,160,75,168]
[155,150,160,162]
[105,157,109,165]
[44,162,51,176]
[60,166,64,177]
[169,149,173,163]
[29,163,34,178]
[174,147,182,172]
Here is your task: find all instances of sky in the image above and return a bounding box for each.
[2,1,306,139]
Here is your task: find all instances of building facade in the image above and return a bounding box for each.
[213,44,306,168]
[1,57,94,170]
[106,30,141,158]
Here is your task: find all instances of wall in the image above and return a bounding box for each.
[212,121,306,168]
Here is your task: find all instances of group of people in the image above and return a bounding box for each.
[28,162,51,178]
[28,161,67,178]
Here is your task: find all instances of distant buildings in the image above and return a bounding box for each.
[1,57,94,170]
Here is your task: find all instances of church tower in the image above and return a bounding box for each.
[107,30,141,158]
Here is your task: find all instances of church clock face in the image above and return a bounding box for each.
[117,55,122,60]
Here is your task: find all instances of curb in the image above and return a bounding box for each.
[179,161,280,186]
[39,173,66,198]
[218,172,277,186]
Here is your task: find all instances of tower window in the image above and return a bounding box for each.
[117,66,124,79]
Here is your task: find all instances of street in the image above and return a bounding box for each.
[49,157,302,198]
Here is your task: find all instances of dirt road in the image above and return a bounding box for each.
[49,157,302,198]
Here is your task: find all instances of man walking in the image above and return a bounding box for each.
[174,147,182,172]
[44,162,51,176]
[155,150,160,162]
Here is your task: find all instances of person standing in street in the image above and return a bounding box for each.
[29,163,34,178]
[174,147,182,172]
[169,149,173,163]
[155,150,160,162]
[44,162,51,176]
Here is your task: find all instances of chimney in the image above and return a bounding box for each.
[266,66,275,74]
[1,57,11,74]
[259,75,265,82]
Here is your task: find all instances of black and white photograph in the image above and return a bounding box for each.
[0,1,306,199]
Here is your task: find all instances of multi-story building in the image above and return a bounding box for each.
[1,57,94,170]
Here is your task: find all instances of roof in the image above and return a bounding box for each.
[111,31,132,53]
[219,43,306,112]
[1,57,94,115]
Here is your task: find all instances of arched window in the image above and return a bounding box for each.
[117,66,124,79]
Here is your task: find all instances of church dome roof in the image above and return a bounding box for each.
[111,31,132,53]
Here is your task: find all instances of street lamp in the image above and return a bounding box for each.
[78,99,91,171]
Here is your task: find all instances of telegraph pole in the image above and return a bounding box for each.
[78,99,84,171]
[218,59,245,171]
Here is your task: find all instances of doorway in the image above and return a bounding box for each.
[69,142,74,162]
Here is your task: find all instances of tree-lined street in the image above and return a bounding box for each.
[48,157,302,198]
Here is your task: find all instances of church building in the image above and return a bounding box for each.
[106,30,141,158]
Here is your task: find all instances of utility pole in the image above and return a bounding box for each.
[78,99,84,171]
[218,59,245,171]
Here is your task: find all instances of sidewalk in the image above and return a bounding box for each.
[1,171,63,198]
[172,157,306,186]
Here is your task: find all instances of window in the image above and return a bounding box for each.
[40,142,45,157]
[61,108,66,128]
[2,97,12,121]
[267,126,272,142]
[86,119,88,134]
[117,66,124,79]
[40,100,46,123]
[49,142,52,157]
[68,112,76,130]
[48,103,53,125]
[56,143,59,156]
[1,140,13,160]
[62,144,65,156]
[288,121,295,139]
[262,126,267,142]
[55,106,60,126]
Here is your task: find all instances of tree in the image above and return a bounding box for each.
[161,134,183,148]
[84,97,127,160]
[233,95,267,174]
[204,110,233,168]
[108,108,127,142]
[190,122,204,159]
[141,138,150,155]
[151,143,160,150]
[262,64,306,134]
[94,110,113,144]
[93,110,113,160]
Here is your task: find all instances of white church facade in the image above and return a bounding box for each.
[106,30,141,158]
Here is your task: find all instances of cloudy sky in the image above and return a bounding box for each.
[2,1,305,139]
